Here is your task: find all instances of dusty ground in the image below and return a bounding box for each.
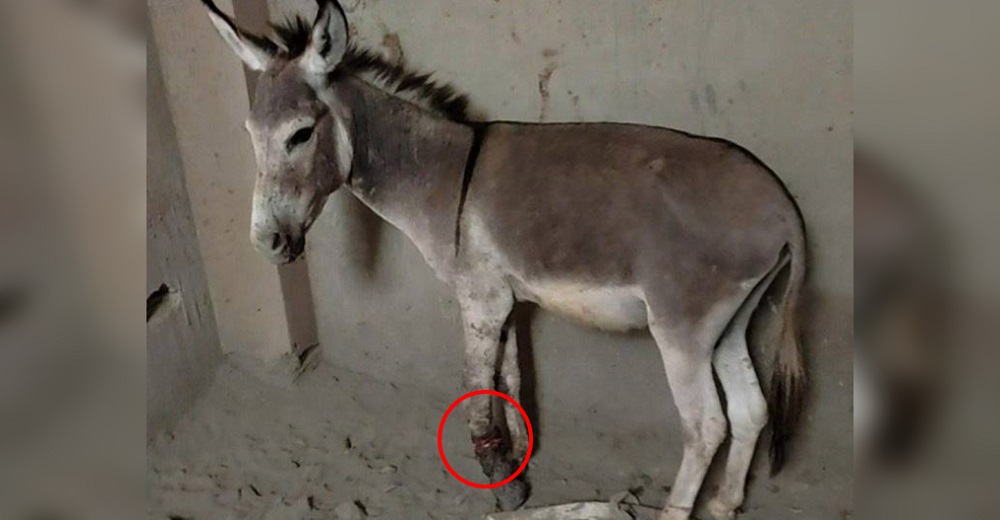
[148,312,852,520]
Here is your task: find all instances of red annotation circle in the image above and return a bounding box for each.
[437,389,534,489]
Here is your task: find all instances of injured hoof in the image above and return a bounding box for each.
[473,428,529,511]
[493,477,529,511]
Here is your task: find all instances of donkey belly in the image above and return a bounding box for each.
[517,281,649,332]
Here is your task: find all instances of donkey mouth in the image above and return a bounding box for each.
[257,234,306,265]
[270,235,306,265]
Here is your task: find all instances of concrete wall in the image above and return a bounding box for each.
[147,37,224,437]
[276,0,852,290]
[153,0,852,512]
[279,4,852,508]
[268,0,852,393]
[149,0,295,362]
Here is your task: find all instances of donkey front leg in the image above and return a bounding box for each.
[457,279,528,511]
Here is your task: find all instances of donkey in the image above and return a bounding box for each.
[200,1,807,518]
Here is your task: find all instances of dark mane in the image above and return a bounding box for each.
[335,47,471,122]
[270,15,471,122]
[270,15,312,57]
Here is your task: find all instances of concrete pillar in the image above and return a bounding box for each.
[149,0,311,362]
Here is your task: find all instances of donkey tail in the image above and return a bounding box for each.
[767,222,808,475]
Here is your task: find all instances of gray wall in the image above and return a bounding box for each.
[150,0,852,513]
[294,3,852,510]
[150,0,297,362]
[147,38,223,437]
[280,0,851,398]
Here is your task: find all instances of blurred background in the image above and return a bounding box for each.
[855,0,1000,518]
[0,0,995,518]
[0,0,144,519]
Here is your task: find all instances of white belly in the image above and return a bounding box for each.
[518,282,649,331]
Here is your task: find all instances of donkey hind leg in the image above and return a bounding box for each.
[457,281,527,511]
[648,302,737,520]
[498,318,529,460]
[704,263,786,520]
[704,320,766,520]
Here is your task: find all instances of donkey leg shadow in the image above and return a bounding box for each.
[512,302,542,457]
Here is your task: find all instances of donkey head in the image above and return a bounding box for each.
[202,0,354,264]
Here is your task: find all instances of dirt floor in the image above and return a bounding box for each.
[147,314,853,520]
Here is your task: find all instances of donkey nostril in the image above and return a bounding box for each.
[270,233,284,251]
[288,235,305,257]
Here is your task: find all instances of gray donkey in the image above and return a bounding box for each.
[200,1,807,518]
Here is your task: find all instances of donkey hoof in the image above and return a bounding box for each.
[657,507,691,520]
[493,477,529,511]
[703,497,738,520]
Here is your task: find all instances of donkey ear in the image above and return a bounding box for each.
[201,0,276,71]
[301,0,349,78]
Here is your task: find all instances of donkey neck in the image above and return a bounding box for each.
[333,78,474,281]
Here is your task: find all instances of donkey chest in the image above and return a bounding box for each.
[515,281,649,332]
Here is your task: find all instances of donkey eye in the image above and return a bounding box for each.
[286,126,314,152]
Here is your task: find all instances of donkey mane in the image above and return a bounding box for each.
[271,16,472,122]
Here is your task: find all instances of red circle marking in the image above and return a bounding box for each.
[437,389,534,489]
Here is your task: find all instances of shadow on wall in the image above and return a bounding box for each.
[332,191,385,280]
[512,303,540,454]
